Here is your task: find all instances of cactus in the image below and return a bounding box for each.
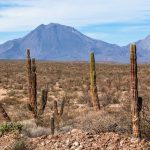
[60,99,65,116]
[0,103,11,122]
[26,49,32,110]
[39,88,48,115]
[26,50,50,121]
[90,52,100,110]
[54,100,59,115]
[138,97,142,112]
[31,58,37,118]
[51,114,55,135]
[130,43,141,139]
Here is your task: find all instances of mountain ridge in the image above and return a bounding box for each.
[0,23,149,63]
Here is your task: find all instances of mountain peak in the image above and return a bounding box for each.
[47,23,65,27]
[36,23,74,30]
[0,23,150,62]
[32,23,78,37]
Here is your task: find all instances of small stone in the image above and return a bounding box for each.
[109,145,117,150]
[120,140,124,146]
[54,142,59,148]
[71,129,82,134]
[89,138,95,142]
[85,132,91,135]
[130,137,140,144]
[67,131,71,135]
[41,141,45,146]
[140,139,145,145]
[45,140,50,144]
[66,139,70,146]
[87,135,94,139]
[75,145,84,150]
[41,135,47,139]
[71,145,76,150]
[73,141,79,147]
[130,144,136,148]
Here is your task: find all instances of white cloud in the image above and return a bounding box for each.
[0,0,150,32]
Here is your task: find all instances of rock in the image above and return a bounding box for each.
[41,135,47,139]
[54,142,60,148]
[41,141,45,146]
[120,140,124,146]
[130,137,140,144]
[140,139,146,145]
[87,135,94,139]
[71,145,76,150]
[73,141,80,147]
[130,144,136,148]
[66,139,70,146]
[2,129,149,150]
[92,143,99,149]
[75,145,84,150]
[71,129,82,134]
[45,140,50,144]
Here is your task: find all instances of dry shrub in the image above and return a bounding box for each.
[77,94,91,105]
[9,139,26,150]
[140,99,150,139]
[75,110,131,135]
[21,119,51,137]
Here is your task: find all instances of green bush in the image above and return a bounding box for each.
[0,122,23,136]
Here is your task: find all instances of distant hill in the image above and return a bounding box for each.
[122,35,150,62]
[0,23,149,63]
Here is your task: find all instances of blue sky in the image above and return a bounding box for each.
[0,0,150,46]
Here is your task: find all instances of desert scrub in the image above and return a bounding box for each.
[1,97,21,105]
[0,122,23,136]
[9,139,26,150]
[76,110,131,135]
[7,90,16,97]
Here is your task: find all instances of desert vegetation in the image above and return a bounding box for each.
[0,45,149,149]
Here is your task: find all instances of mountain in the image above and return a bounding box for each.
[0,23,149,63]
[122,35,150,62]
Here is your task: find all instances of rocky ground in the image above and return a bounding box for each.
[0,129,149,150]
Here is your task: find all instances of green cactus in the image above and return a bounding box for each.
[31,58,37,119]
[26,49,32,111]
[130,43,141,139]
[90,52,100,110]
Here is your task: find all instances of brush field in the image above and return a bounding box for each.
[0,61,149,149]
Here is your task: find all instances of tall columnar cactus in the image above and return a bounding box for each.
[90,52,100,110]
[31,58,37,118]
[54,100,59,115]
[39,88,48,115]
[26,49,32,110]
[60,99,65,116]
[0,103,11,122]
[51,113,55,135]
[130,43,141,139]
